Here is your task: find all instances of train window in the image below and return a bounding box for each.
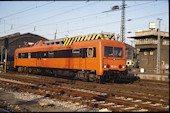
[48,51,54,58]
[104,47,123,58]
[54,50,69,58]
[31,52,37,58]
[16,53,18,58]
[104,46,114,57]
[18,53,21,58]
[21,53,28,58]
[36,52,42,58]
[87,48,94,58]
[42,52,48,58]
[72,49,81,57]
[28,53,31,58]
[114,48,123,58]
[72,49,80,53]
[21,53,24,58]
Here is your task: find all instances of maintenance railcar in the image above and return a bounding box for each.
[14,36,127,82]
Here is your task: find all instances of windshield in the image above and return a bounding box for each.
[104,46,123,58]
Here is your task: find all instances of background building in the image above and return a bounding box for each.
[125,44,138,69]
[0,33,48,71]
[128,30,169,74]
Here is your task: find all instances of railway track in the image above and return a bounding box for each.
[0,73,169,112]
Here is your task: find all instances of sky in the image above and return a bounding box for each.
[0,0,169,46]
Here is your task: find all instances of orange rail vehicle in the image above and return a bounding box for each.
[14,33,127,83]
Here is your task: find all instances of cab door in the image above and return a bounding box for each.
[79,48,86,69]
[36,52,42,67]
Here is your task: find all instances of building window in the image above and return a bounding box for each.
[144,51,148,55]
[150,51,153,55]
[137,49,140,54]
[162,40,169,45]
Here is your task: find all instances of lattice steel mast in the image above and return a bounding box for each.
[120,0,125,42]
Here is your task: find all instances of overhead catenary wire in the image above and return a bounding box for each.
[2,1,157,34]
[0,1,55,19]
[3,1,100,33]
[41,12,168,37]
[0,1,168,38]
[4,1,156,28]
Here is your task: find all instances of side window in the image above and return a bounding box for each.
[48,51,54,58]
[87,48,93,58]
[16,53,19,58]
[54,50,69,58]
[144,51,148,55]
[42,52,48,58]
[150,50,153,55]
[31,52,37,58]
[28,53,31,58]
[72,49,80,54]
[21,53,24,58]
[72,49,81,57]
[18,53,21,58]
[21,53,28,58]
[36,52,42,58]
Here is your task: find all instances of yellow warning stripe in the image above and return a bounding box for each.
[73,36,78,43]
[95,34,102,40]
[87,35,92,40]
[66,38,72,46]
[77,36,81,42]
[69,37,75,46]
[103,34,109,40]
[63,33,115,46]
[63,38,69,46]
[84,35,89,41]
[80,36,85,41]
[110,34,115,40]
[91,34,96,40]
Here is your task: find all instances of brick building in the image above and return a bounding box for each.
[128,30,169,73]
[0,33,48,71]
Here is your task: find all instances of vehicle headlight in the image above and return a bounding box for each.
[122,65,125,68]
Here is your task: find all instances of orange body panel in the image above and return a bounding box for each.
[14,40,126,76]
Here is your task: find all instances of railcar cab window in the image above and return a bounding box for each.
[104,46,113,57]
[104,46,123,58]
[114,47,123,57]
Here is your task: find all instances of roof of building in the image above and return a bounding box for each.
[0,32,47,40]
[0,32,48,45]
[128,30,169,39]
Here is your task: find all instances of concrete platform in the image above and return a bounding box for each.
[129,72,169,82]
